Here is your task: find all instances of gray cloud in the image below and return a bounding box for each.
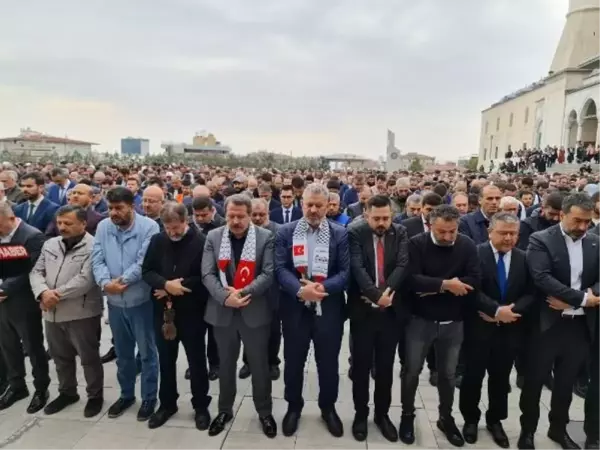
[0,0,567,159]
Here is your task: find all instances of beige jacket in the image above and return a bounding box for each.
[29,233,103,322]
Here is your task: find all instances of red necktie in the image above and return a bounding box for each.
[376,238,385,286]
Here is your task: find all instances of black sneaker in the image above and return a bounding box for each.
[44,394,80,415]
[137,400,156,422]
[195,409,211,431]
[108,397,136,418]
[84,398,104,418]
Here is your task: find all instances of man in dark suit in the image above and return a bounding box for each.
[459,212,535,448]
[258,183,281,212]
[458,184,502,245]
[397,191,442,385]
[47,168,76,206]
[46,184,104,237]
[0,203,50,414]
[517,192,563,251]
[275,183,349,438]
[518,193,600,450]
[348,195,409,442]
[14,172,59,233]
[587,222,599,449]
[202,194,277,438]
[270,185,302,225]
[347,186,373,221]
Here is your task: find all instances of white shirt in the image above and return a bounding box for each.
[59,180,70,202]
[422,215,429,232]
[0,219,21,285]
[26,196,44,218]
[282,207,293,223]
[559,225,587,316]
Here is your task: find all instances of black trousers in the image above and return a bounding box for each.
[350,311,398,418]
[0,309,50,392]
[154,306,211,411]
[519,316,590,432]
[585,315,599,440]
[206,324,219,369]
[243,311,281,367]
[460,320,520,424]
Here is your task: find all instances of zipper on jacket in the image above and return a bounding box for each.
[82,294,86,308]
[52,246,67,323]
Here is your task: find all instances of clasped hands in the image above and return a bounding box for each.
[104,277,128,295]
[478,303,521,324]
[40,289,61,311]
[442,277,474,296]
[154,278,191,300]
[224,287,251,308]
[375,287,395,308]
[298,278,328,302]
[546,288,600,310]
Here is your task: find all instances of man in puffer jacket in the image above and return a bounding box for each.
[29,205,104,418]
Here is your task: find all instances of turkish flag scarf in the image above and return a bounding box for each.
[217,225,257,290]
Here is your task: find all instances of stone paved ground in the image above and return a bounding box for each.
[0,320,586,449]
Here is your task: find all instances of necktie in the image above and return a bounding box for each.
[497,252,507,302]
[376,237,385,287]
[285,209,290,224]
[27,202,35,222]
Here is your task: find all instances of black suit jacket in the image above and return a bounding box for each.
[0,221,45,317]
[401,215,426,239]
[526,225,600,335]
[475,243,535,318]
[346,202,364,221]
[348,221,409,320]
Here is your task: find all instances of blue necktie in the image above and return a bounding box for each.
[285,209,290,224]
[497,252,507,302]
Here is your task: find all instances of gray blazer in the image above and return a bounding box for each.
[202,225,274,328]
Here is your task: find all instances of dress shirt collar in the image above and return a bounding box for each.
[1,219,21,242]
[29,195,43,208]
[489,241,511,259]
[559,223,586,243]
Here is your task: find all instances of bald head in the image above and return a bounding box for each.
[193,185,211,198]
[143,185,165,219]
[69,183,94,208]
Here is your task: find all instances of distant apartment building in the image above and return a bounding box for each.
[0,128,97,159]
[161,132,232,156]
[121,137,150,156]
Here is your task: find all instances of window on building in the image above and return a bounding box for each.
[485,121,489,134]
[496,117,500,131]
[483,148,487,160]
[509,113,514,127]
[524,107,529,124]
[494,147,499,159]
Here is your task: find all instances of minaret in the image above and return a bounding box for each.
[549,0,600,74]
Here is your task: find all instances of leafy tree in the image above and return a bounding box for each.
[408,158,423,172]
[466,156,479,171]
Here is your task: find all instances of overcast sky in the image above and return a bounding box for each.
[0,0,567,161]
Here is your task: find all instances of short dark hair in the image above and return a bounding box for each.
[376,174,386,182]
[326,179,341,190]
[260,172,273,183]
[281,184,293,193]
[50,168,66,178]
[106,186,134,205]
[433,183,447,197]
[563,193,594,214]
[536,181,549,190]
[429,205,460,223]
[56,205,87,222]
[421,192,443,207]
[544,192,564,210]
[147,177,164,188]
[192,196,213,211]
[521,177,534,187]
[367,195,391,210]
[21,172,45,186]
[291,176,304,189]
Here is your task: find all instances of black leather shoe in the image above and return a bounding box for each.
[100,347,117,364]
[195,409,211,431]
[574,380,589,399]
[437,417,465,447]
[27,390,49,414]
[84,398,104,418]
[260,415,277,438]
[238,364,251,379]
[270,365,280,380]
[137,400,156,422]
[429,371,438,387]
[185,368,191,380]
[585,437,599,449]
[0,387,29,411]
[0,380,8,398]
[44,393,79,415]
[108,397,136,418]
[352,416,368,441]
[517,430,535,449]
[375,414,398,442]
[321,408,344,437]
[487,422,510,448]
[208,366,219,381]
[148,406,177,429]
[399,413,416,444]
[517,375,525,389]
[208,412,233,436]
[463,423,478,444]
[282,410,301,436]
[548,429,581,449]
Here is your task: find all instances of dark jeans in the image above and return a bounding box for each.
[350,311,398,418]
[397,319,436,372]
[519,317,589,432]
[154,305,211,411]
[243,312,281,367]
[401,316,463,418]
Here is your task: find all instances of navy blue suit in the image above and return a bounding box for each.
[275,220,349,412]
[14,197,59,233]
[458,209,490,244]
[270,206,302,225]
[46,181,76,206]
[268,199,281,212]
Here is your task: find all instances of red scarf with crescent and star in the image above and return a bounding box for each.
[217,225,257,290]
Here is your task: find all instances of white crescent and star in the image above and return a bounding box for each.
[240,267,251,279]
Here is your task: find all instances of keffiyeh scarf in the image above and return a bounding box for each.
[218,225,257,290]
